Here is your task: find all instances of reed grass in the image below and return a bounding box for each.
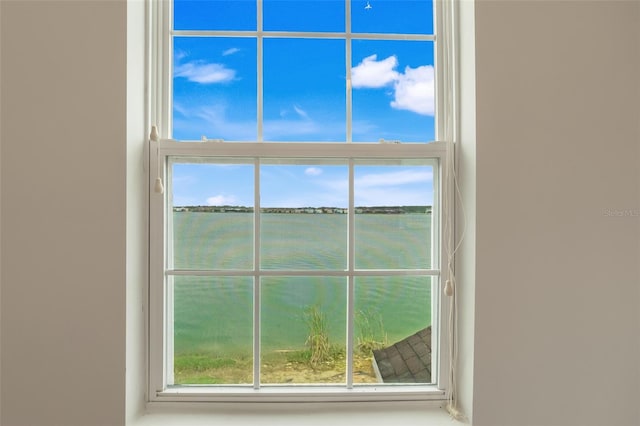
[355,309,388,355]
[304,305,332,368]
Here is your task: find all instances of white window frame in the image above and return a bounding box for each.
[147,0,458,404]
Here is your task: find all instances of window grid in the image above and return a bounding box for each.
[169,1,437,143]
[150,144,449,398]
[149,0,455,401]
[163,152,440,389]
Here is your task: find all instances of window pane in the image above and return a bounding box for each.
[171,161,254,270]
[264,0,345,32]
[173,37,257,141]
[173,276,254,385]
[351,0,433,35]
[354,276,432,385]
[354,164,433,269]
[174,0,257,31]
[261,277,348,384]
[260,163,348,269]
[263,39,346,141]
[352,40,435,143]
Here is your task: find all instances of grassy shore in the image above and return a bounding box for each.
[174,306,387,385]
[174,349,378,385]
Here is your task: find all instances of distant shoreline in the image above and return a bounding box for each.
[173,205,432,214]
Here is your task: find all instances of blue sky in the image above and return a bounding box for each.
[171,0,435,208]
[172,162,433,208]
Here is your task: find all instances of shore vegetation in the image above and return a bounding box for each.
[174,306,387,385]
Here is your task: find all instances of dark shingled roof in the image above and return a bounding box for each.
[372,326,431,383]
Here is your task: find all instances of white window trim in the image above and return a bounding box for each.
[149,141,450,403]
[147,0,458,404]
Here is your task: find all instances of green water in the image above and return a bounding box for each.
[173,212,433,356]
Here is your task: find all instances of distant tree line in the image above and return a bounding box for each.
[173,205,432,214]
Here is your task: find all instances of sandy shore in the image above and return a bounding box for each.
[175,351,379,385]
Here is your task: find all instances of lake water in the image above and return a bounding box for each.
[172,212,433,356]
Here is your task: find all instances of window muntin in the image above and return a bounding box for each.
[173,0,435,35]
[169,1,437,143]
[162,154,438,388]
[150,0,453,400]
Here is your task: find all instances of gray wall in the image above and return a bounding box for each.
[1,1,127,425]
[471,1,640,425]
[1,1,638,425]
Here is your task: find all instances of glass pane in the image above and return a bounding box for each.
[351,0,433,35]
[174,0,257,31]
[173,37,257,141]
[354,276,432,385]
[260,163,348,269]
[352,40,435,143]
[354,163,433,269]
[173,276,254,385]
[264,0,345,32]
[261,277,347,384]
[263,39,346,141]
[171,161,254,270]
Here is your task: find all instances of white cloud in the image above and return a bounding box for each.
[305,167,323,176]
[174,61,236,84]
[193,105,257,140]
[351,120,379,141]
[173,102,190,117]
[278,105,310,120]
[355,188,432,207]
[262,119,321,140]
[354,169,433,206]
[391,65,435,116]
[356,169,433,188]
[351,54,399,88]
[207,194,237,206]
[318,169,433,206]
[293,105,309,119]
[173,103,344,141]
[318,180,431,207]
[351,55,435,116]
[222,47,240,56]
[175,50,188,61]
[172,103,256,141]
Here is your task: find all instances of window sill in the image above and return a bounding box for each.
[131,400,459,426]
[153,385,445,403]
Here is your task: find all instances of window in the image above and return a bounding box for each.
[149,0,456,402]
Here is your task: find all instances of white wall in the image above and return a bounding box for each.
[126,0,149,423]
[456,0,477,420]
[1,1,638,426]
[0,1,127,425]
[472,1,640,425]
